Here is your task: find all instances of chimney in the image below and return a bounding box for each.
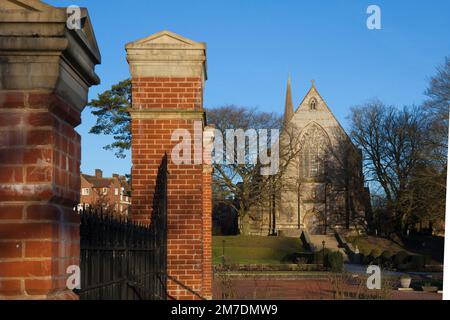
[112,173,119,178]
[95,169,103,178]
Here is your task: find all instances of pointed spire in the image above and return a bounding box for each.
[311,79,316,88]
[284,75,294,127]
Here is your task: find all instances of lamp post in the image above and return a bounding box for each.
[322,240,326,271]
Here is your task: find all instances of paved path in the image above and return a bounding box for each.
[213,278,442,300]
[344,263,404,276]
[345,263,443,279]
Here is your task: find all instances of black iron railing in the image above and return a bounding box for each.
[77,156,168,300]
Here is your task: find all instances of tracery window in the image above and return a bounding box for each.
[299,123,329,179]
[301,142,321,177]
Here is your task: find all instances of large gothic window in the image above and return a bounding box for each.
[299,123,329,179]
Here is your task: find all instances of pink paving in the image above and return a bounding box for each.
[213,279,442,300]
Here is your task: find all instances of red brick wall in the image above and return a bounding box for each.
[202,169,212,298]
[0,91,81,299]
[132,76,203,111]
[131,76,212,300]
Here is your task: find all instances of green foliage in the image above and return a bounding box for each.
[281,252,314,264]
[409,255,426,271]
[381,250,393,259]
[363,254,374,265]
[397,257,426,272]
[88,79,132,158]
[313,248,331,265]
[370,249,381,258]
[365,249,382,265]
[326,251,344,272]
[393,250,409,267]
[381,250,394,268]
[359,248,370,256]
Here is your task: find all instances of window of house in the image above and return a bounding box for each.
[81,188,90,196]
[102,188,108,195]
[115,188,119,196]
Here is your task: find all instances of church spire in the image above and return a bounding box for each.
[284,75,294,127]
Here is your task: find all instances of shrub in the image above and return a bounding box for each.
[381,250,393,261]
[314,249,331,265]
[327,251,344,272]
[397,263,412,272]
[360,252,375,265]
[281,252,314,264]
[370,249,382,258]
[367,249,380,264]
[359,248,370,257]
[393,251,409,267]
[409,255,426,271]
[381,250,394,268]
[358,253,366,265]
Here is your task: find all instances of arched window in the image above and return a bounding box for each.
[310,98,317,110]
[299,123,329,179]
[301,142,321,178]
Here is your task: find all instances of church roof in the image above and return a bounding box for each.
[295,80,330,113]
[283,78,356,147]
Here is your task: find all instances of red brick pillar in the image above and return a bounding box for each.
[126,30,212,300]
[202,127,214,299]
[0,2,100,299]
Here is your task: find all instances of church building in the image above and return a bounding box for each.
[242,78,371,236]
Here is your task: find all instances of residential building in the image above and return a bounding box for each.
[78,169,131,216]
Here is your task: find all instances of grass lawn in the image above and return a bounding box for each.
[212,235,305,265]
[345,235,409,255]
[345,234,444,266]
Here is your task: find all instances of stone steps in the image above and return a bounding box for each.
[309,234,349,261]
[277,228,302,238]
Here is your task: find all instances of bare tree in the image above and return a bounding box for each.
[91,189,117,215]
[207,105,303,234]
[349,101,427,235]
[407,56,450,235]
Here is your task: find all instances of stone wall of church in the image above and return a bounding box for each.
[241,83,370,237]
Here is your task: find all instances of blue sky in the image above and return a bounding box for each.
[46,0,450,177]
